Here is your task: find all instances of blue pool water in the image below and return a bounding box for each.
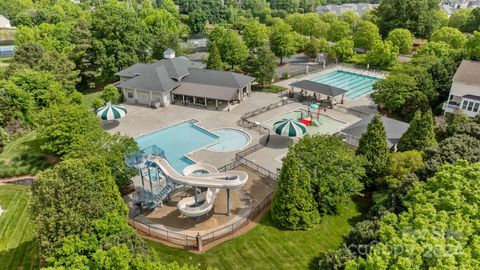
[135,121,251,173]
[310,71,380,99]
[208,128,250,152]
[135,120,219,172]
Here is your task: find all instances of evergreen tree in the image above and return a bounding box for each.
[206,44,223,70]
[397,110,437,152]
[271,151,320,230]
[356,114,390,187]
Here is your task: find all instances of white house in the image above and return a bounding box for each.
[444,60,480,117]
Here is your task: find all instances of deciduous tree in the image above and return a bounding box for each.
[353,21,381,51]
[386,28,414,53]
[270,23,296,64]
[243,46,276,87]
[430,27,467,48]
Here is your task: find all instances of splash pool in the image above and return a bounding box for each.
[310,70,380,99]
[208,128,251,152]
[265,109,347,135]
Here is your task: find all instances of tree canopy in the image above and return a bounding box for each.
[291,135,365,214]
[347,162,480,269]
[376,0,442,38]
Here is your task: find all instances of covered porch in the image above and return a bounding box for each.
[289,80,347,108]
[171,82,241,111]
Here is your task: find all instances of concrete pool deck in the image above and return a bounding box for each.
[109,92,283,169]
[110,90,362,176]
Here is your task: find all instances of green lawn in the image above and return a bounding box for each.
[252,84,288,93]
[0,133,51,178]
[0,184,39,269]
[81,90,102,108]
[149,199,368,270]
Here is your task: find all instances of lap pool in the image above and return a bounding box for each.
[310,70,381,99]
[135,120,250,172]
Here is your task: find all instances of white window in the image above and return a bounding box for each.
[462,100,468,110]
[467,101,474,111]
[474,103,480,113]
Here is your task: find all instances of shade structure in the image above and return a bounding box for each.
[96,102,127,120]
[273,119,307,137]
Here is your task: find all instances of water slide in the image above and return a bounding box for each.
[149,157,248,217]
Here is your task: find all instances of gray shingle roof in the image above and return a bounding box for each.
[115,57,254,98]
[453,60,480,86]
[117,65,180,92]
[290,80,347,97]
[114,63,151,78]
[340,115,409,147]
[171,82,239,101]
[183,68,255,89]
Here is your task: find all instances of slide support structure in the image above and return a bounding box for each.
[148,167,153,193]
[194,186,198,207]
[227,189,231,216]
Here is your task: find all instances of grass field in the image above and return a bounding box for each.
[0,133,51,178]
[149,199,368,270]
[0,184,39,269]
[81,90,103,108]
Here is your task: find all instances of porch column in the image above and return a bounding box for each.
[182,95,185,104]
[204,98,207,107]
[193,96,196,104]
[215,100,218,110]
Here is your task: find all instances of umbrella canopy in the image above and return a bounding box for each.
[309,103,319,109]
[273,119,307,137]
[96,102,127,120]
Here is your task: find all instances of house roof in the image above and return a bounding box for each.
[171,82,239,101]
[340,115,409,148]
[183,68,255,89]
[453,60,480,86]
[0,15,13,28]
[115,56,254,98]
[290,80,347,97]
[463,94,480,101]
[117,65,180,93]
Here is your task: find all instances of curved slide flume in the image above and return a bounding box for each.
[149,157,248,217]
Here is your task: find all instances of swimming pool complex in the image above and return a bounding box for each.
[310,70,380,100]
[265,109,347,135]
[135,121,250,172]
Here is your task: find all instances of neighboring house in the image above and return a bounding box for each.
[115,49,254,109]
[340,114,409,150]
[316,3,378,16]
[439,0,480,16]
[444,60,480,117]
[0,15,14,29]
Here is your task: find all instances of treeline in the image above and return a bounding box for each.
[273,111,480,269]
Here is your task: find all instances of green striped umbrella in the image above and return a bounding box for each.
[96,102,127,120]
[273,119,307,137]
